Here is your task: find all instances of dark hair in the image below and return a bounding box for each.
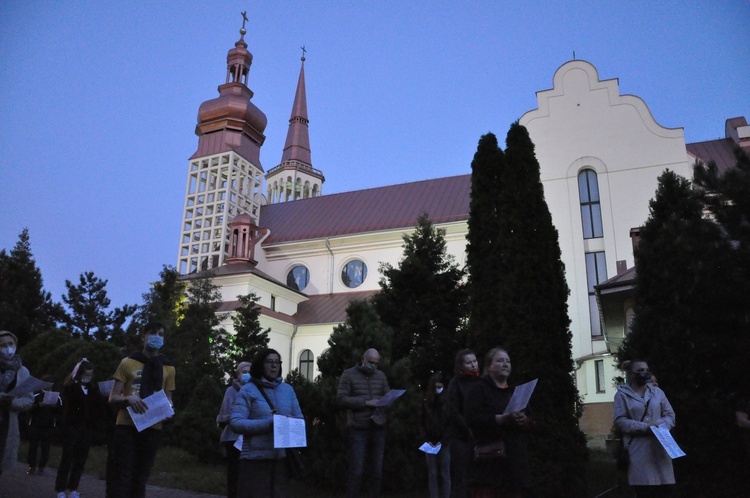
[250,348,283,380]
[64,360,94,387]
[142,322,166,336]
[454,348,476,374]
[425,372,444,408]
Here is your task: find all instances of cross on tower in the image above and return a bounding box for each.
[300,45,307,60]
[241,11,248,30]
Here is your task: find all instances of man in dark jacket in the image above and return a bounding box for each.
[337,348,390,498]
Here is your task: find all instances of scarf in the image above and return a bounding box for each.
[128,351,173,399]
[0,354,21,393]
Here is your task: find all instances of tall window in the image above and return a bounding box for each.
[299,350,314,380]
[595,360,605,393]
[578,169,603,239]
[585,252,607,337]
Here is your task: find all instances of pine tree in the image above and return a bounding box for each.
[0,228,59,345]
[618,169,742,491]
[214,292,270,378]
[373,214,467,383]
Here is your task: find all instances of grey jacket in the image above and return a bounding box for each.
[614,383,676,486]
[337,364,390,429]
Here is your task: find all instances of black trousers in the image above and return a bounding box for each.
[27,425,54,470]
[237,458,290,498]
[224,441,241,498]
[109,425,162,498]
[55,425,92,492]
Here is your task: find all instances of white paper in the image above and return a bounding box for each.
[98,379,115,397]
[419,442,442,454]
[126,390,174,432]
[374,389,406,407]
[234,435,243,452]
[273,414,307,448]
[503,379,538,414]
[6,376,52,397]
[650,424,686,459]
[42,391,60,405]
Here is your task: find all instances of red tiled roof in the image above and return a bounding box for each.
[686,138,737,175]
[259,175,471,244]
[295,291,379,324]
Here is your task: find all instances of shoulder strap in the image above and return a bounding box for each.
[253,380,277,414]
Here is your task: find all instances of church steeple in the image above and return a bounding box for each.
[265,50,325,203]
[177,13,267,275]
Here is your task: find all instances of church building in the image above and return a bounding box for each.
[177,22,748,435]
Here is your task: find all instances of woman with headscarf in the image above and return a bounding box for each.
[231,349,303,497]
[614,359,676,497]
[217,361,252,498]
[0,330,33,478]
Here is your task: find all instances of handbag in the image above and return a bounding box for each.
[473,439,506,461]
[253,381,308,480]
[615,397,651,471]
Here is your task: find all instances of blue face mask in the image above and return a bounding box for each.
[241,373,251,384]
[147,335,164,350]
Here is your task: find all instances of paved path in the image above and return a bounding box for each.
[0,462,225,498]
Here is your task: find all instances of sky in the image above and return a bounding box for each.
[1,1,749,312]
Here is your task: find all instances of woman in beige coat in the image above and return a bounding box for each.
[614,360,676,497]
[0,331,34,476]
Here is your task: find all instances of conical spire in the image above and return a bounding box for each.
[280,55,312,165]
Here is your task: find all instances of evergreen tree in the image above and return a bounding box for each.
[618,169,742,492]
[214,292,270,379]
[60,271,135,341]
[466,124,586,495]
[135,265,187,330]
[0,228,60,345]
[171,374,224,463]
[373,214,467,383]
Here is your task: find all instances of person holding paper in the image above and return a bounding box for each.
[614,360,676,497]
[26,374,61,476]
[337,348,391,498]
[230,348,303,498]
[465,347,533,498]
[217,361,251,498]
[0,330,33,478]
[421,372,451,498]
[55,358,104,498]
[108,322,175,498]
[445,348,480,498]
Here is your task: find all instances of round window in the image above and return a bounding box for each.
[341,260,367,288]
[286,265,310,291]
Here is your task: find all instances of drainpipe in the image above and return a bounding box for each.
[289,324,298,370]
[325,237,334,294]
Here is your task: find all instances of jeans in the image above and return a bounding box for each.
[346,427,386,498]
[426,442,451,498]
[110,425,162,498]
[55,425,92,492]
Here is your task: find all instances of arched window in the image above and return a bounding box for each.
[341,260,367,288]
[299,350,314,380]
[578,169,603,239]
[286,265,310,291]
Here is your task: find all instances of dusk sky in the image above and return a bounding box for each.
[2,1,748,313]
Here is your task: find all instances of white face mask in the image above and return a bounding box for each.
[435,387,444,395]
[0,346,16,356]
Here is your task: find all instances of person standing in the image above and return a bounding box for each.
[217,361,251,498]
[421,372,451,498]
[230,349,303,498]
[337,348,390,498]
[108,322,175,498]
[0,330,34,478]
[55,359,103,498]
[26,374,61,476]
[445,349,480,498]
[614,360,676,497]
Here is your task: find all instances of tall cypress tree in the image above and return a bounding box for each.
[0,228,59,345]
[466,124,586,495]
[618,169,742,491]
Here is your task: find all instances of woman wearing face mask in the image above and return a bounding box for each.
[422,372,451,498]
[0,331,34,478]
[445,349,480,498]
[231,349,303,497]
[217,361,251,498]
[55,359,103,498]
[614,360,676,497]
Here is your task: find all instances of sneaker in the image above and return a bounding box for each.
[56,492,66,498]
[69,491,80,498]
[27,467,36,475]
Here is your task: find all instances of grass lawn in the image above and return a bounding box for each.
[20,441,624,497]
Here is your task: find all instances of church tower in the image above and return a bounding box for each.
[265,53,324,203]
[177,14,268,274]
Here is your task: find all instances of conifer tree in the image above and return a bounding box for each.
[0,228,59,344]
[214,292,270,378]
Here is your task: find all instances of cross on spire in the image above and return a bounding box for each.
[241,11,248,30]
[300,45,307,61]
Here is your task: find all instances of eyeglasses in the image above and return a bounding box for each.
[264,360,282,366]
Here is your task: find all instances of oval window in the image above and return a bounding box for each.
[341,260,367,288]
[286,265,310,291]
